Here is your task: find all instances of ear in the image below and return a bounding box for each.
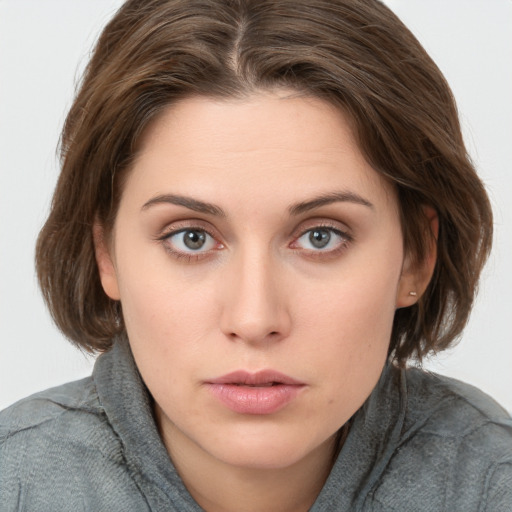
[396,206,438,308]
[93,222,121,301]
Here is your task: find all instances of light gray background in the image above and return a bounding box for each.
[1,0,511,411]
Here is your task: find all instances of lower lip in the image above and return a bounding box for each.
[206,383,304,415]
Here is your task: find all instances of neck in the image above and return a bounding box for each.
[155,406,340,512]
[182,450,333,512]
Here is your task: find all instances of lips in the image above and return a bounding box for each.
[205,370,306,415]
[208,370,305,387]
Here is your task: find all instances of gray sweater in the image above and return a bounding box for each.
[1,339,511,511]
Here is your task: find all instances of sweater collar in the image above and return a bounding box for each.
[93,337,202,511]
[311,362,406,511]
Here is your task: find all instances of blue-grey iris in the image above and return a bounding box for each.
[309,229,331,249]
[183,230,206,250]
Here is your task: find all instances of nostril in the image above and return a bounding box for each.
[227,330,280,342]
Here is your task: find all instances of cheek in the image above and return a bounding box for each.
[302,289,395,386]
[118,270,214,405]
[305,293,394,425]
[292,255,400,398]
[119,270,217,346]
[299,256,400,345]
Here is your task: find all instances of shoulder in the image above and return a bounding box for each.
[403,367,512,443]
[0,375,124,461]
[372,367,512,511]
[1,377,99,430]
[0,378,133,510]
[0,377,117,454]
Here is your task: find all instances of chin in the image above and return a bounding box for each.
[200,426,335,471]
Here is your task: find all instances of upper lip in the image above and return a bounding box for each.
[207,370,305,386]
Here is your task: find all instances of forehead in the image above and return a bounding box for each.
[125,90,397,213]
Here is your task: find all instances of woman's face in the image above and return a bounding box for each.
[97,90,418,471]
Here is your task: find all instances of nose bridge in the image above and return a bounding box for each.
[220,243,290,344]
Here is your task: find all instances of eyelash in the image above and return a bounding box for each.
[157,225,221,262]
[291,224,353,260]
[157,223,353,262]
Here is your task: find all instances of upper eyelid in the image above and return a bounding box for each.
[157,220,218,240]
[298,226,349,238]
[293,220,352,238]
[298,224,345,234]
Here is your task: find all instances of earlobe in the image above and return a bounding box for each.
[93,222,121,301]
[396,206,438,308]
[395,256,422,309]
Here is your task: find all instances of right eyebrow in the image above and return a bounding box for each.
[141,194,226,217]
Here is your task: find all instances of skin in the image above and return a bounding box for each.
[95,90,434,512]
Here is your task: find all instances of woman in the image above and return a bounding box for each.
[1,0,511,510]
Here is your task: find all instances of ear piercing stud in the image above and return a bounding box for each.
[408,291,417,296]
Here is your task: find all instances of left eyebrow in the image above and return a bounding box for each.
[288,191,374,216]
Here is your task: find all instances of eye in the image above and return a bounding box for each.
[294,227,350,252]
[165,228,218,253]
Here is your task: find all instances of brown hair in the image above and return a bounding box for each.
[36,0,493,363]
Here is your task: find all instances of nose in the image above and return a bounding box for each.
[219,249,292,345]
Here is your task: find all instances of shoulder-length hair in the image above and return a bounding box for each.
[36,0,493,364]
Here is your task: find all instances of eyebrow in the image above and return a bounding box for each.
[141,190,373,217]
[288,191,374,215]
[141,194,226,216]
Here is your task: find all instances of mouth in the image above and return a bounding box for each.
[231,382,280,387]
[205,370,306,415]
[207,370,305,387]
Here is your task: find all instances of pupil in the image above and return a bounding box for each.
[184,230,206,250]
[309,229,330,249]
